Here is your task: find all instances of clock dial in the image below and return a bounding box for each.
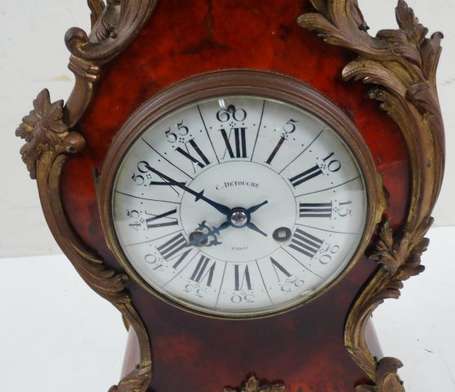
[111,96,368,317]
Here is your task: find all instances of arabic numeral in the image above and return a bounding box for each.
[230,293,255,304]
[144,253,166,272]
[131,172,145,185]
[127,209,140,219]
[318,244,341,265]
[282,118,298,136]
[145,253,161,265]
[280,277,305,293]
[322,152,342,173]
[132,161,152,185]
[216,104,247,123]
[184,283,205,298]
[335,201,353,217]
[126,209,142,230]
[165,121,190,143]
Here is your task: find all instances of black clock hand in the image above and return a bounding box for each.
[246,222,268,237]
[140,161,231,216]
[241,200,269,237]
[246,200,269,214]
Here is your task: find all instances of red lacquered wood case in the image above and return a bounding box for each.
[16,1,445,391]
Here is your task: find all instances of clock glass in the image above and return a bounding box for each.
[111,95,368,318]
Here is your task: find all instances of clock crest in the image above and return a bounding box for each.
[16,1,444,391]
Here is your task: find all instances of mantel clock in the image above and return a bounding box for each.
[16,1,445,391]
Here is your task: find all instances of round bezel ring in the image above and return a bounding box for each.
[98,69,384,320]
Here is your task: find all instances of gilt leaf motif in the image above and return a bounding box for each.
[16,89,85,179]
[225,376,286,392]
[108,364,151,392]
[356,358,405,392]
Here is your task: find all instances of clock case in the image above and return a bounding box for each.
[16,1,445,391]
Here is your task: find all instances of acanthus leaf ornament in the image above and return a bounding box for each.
[16,89,85,179]
[356,358,405,392]
[299,0,445,387]
[88,0,106,28]
[108,363,151,392]
[369,216,430,280]
[224,375,286,392]
[64,0,158,128]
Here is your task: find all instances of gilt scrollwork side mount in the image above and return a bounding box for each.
[299,1,445,390]
[64,0,158,128]
[15,1,157,392]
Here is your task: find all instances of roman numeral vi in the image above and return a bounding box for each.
[234,264,252,291]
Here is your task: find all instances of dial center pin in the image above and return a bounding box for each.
[230,208,249,228]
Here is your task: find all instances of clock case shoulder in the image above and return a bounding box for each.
[15,1,445,392]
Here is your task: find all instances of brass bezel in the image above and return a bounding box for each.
[98,69,385,320]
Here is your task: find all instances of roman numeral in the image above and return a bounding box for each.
[190,256,216,287]
[171,248,192,269]
[299,202,333,218]
[146,209,178,228]
[289,229,323,258]
[157,233,187,260]
[221,128,247,158]
[266,136,285,164]
[176,139,210,168]
[289,164,323,188]
[270,257,292,281]
[234,264,252,291]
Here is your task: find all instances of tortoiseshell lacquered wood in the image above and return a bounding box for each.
[60,1,410,391]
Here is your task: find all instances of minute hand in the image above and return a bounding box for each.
[141,161,231,216]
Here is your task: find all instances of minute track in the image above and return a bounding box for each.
[250,100,266,162]
[141,137,194,179]
[281,246,324,280]
[295,176,361,198]
[124,228,184,248]
[197,104,220,164]
[115,190,181,205]
[279,129,323,174]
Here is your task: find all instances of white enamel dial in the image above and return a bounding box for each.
[112,96,368,317]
